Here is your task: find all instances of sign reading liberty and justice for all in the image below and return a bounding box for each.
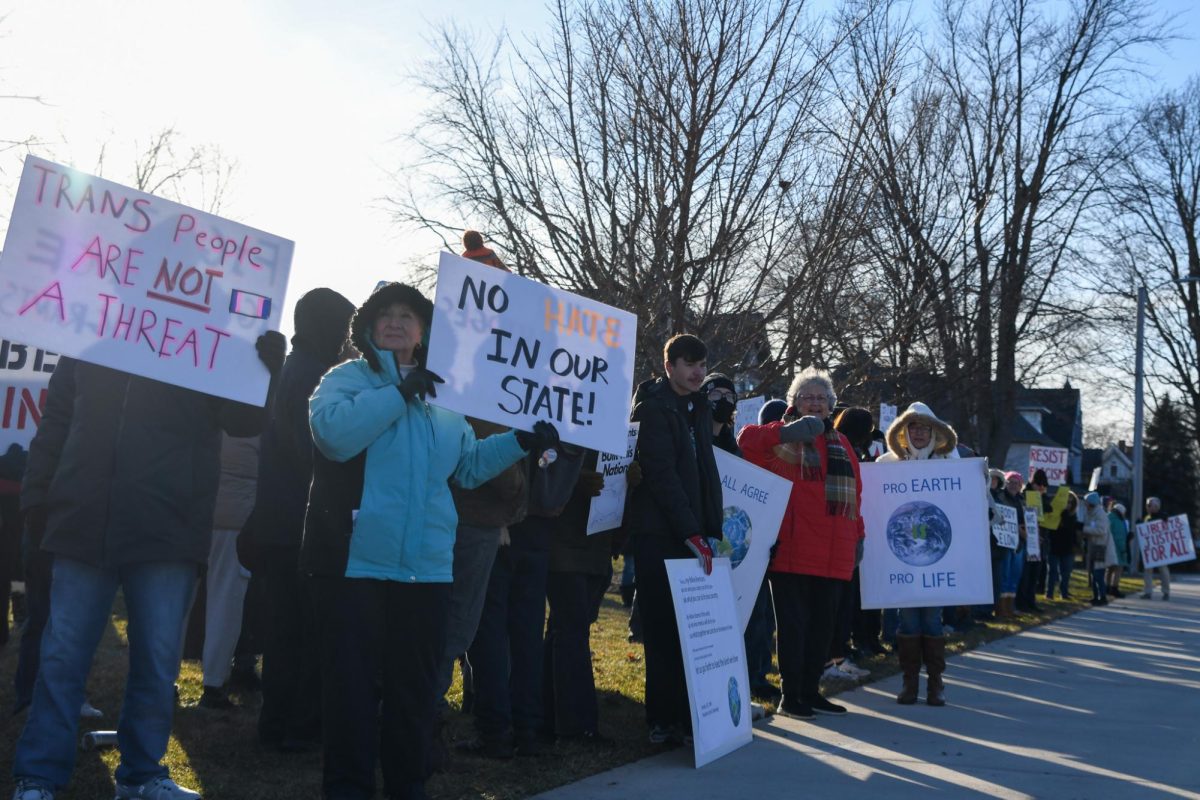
[0,156,293,406]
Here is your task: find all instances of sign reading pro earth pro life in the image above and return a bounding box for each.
[665,559,753,768]
[859,458,992,609]
[426,252,637,454]
[711,448,790,631]
[0,156,292,406]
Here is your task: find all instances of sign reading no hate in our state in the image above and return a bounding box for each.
[0,156,293,406]
[859,458,993,609]
[426,252,638,454]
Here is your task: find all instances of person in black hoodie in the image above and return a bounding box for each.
[246,287,356,752]
[624,334,723,745]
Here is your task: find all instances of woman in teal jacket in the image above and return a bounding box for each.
[301,282,557,800]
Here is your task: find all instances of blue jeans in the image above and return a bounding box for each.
[1047,554,1074,598]
[13,557,197,790]
[1000,545,1025,594]
[898,606,942,636]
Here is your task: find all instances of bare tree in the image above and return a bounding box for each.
[101,127,237,214]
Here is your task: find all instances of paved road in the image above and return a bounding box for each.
[538,576,1200,799]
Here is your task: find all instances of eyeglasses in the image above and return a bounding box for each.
[795,394,829,404]
[708,389,736,403]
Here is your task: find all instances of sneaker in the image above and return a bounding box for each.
[750,702,771,721]
[197,687,234,710]
[837,659,870,679]
[648,724,672,744]
[12,780,55,800]
[113,777,201,799]
[808,695,848,716]
[80,701,104,719]
[820,663,847,684]
[775,699,814,720]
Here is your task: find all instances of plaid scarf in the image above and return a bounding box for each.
[798,429,858,520]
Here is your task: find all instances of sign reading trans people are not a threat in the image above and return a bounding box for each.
[859,458,993,609]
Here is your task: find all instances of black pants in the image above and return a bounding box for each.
[311,576,449,800]
[828,573,856,661]
[469,516,553,740]
[631,534,692,730]
[543,570,608,737]
[258,546,321,746]
[770,572,842,703]
[13,549,52,710]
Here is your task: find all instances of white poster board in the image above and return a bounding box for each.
[879,403,898,435]
[0,156,292,406]
[859,458,993,609]
[734,396,766,437]
[425,252,637,454]
[1088,466,1101,492]
[992,505,1019,550]
[586,423,639,535]
[0,340,56,452]
[665,559,753,768]
[1135,515,1195,569]
[1024,508,1041,559]
[711,447,790,631]
[1029,446,1069,486]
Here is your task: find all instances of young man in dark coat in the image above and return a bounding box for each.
[248,288,356,752]
[625,334,723,745]
[13,332,283,800]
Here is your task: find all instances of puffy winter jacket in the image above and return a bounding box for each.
[737,421,864,580]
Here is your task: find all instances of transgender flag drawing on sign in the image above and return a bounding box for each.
[229,290,272,319]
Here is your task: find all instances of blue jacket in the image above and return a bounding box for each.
[303,346,526,582]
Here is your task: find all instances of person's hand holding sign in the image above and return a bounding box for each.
[255,331,287,376]
[398,368,446,401]
[515,420,560,455]
[686,535,715,575]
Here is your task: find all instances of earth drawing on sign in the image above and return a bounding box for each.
[728,676,742,726]
[886,501,952,567]
[713,506,752,569]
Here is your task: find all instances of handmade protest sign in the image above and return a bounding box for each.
[1029,446,1069,486]
[711,447,789,631]
[586,423,639,535]
[665,559,752,768]
[1024,508,1041,559]
[992,505,1019,550]
[859,458,992,609]
[0,339,56,451]
[0,156,292,406]
[1136,515,1195,569]
[879,403,898,435]
[734,396,766,438]
[425,252,637,454]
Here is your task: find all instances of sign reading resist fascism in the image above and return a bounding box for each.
[1136,514,1195,569]
[1029,446,1069,486]
[665,559,753,768]
[859,458,993,609]
[712,448,790,631]
[0,157,292,406]
[586,423,640,535]
[426,252,637,454]
[0,340,56,452]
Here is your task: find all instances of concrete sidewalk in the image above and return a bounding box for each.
[538,577,1200,799]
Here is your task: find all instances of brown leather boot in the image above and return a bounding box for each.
[923,635,947,706]
[895,635,922,705]
[996,594,1014,618]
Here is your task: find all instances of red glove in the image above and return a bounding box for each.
[685,535,714,575]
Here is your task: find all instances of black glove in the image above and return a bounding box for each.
[626,460,643,490]
[576,469,605,498]
[779,415,824,444]
[515,421,560,454]
[398,368,445,401]
[23,505,47,551]
[255,331,287,376]
[712,398,736,426]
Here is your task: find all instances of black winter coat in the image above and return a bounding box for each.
[624,378,723,543]
[549,451,613,576]
[21,358,266,568]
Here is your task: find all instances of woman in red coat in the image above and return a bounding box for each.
[737,368,864,719]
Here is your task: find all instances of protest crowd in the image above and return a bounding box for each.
[0,229,1185,800]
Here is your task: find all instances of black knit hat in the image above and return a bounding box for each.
[834,407,875,450]
[350,282,434,373]
[700,373,736,396]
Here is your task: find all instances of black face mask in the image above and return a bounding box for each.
[712,398,736,426]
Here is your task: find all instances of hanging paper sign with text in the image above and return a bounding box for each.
[0,339,57,452]
[1135,515,1195,569]
[879,403,897,435]
[734,396,766,437]
[0,156,292,406]
[1024,508,1041,559]
[1029,446,1069,486]
[586,423,639,535]
[665,559,752,768]
[992,505,1019,550]
[859,458,992,609]
[426,252,637,454]
[711,447,789,631]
